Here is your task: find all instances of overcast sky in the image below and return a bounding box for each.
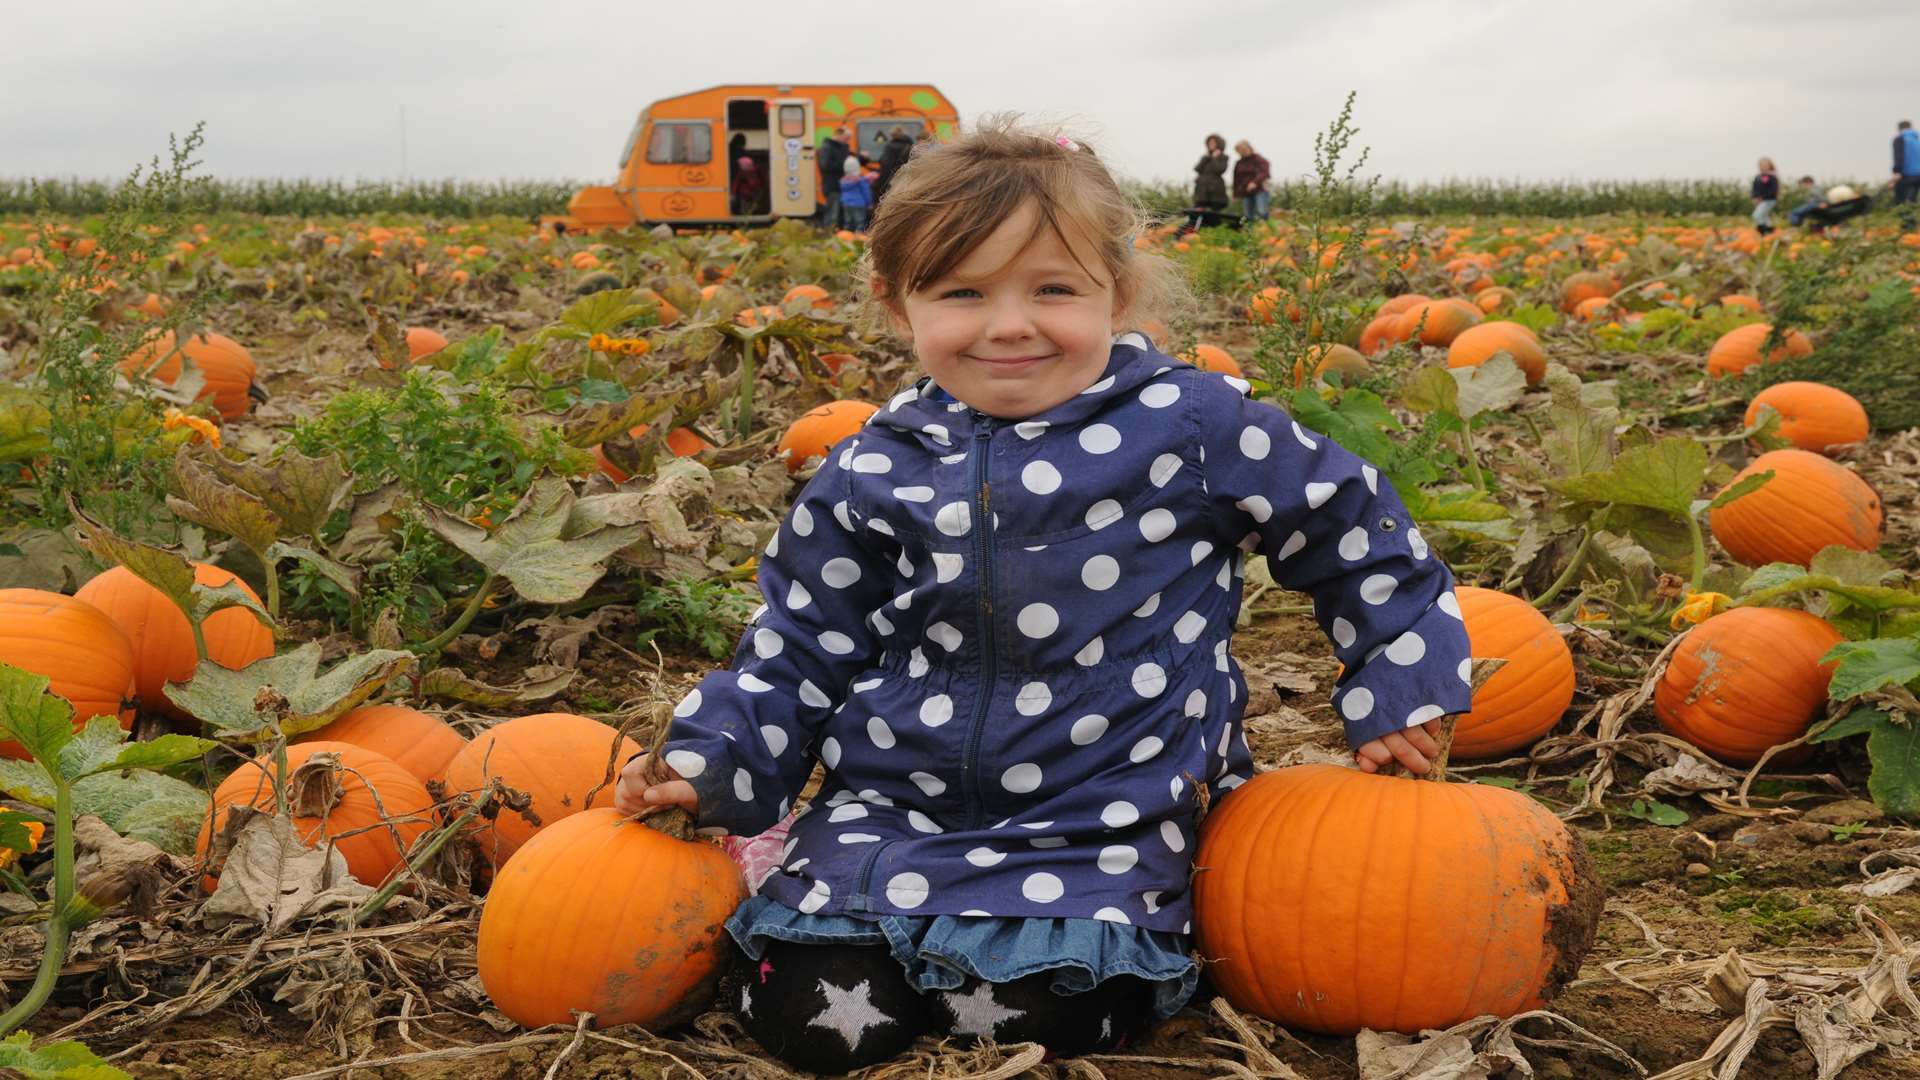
[6,0,1917,189]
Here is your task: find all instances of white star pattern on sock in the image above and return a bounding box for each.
[807,978,892,1052]
[739,982,753,1017]
[940,982,1026,1037]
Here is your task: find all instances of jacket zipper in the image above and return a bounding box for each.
[961,415,997,830]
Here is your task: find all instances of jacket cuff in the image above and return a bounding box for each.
[1331,596,1476,748]
[656,732,782,838]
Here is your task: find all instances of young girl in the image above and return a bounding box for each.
[1751,157,1779,235]
[615,118,1473,1073]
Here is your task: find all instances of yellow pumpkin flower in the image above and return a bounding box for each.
[163,408,222,449]
[1669,591,1731,630]
[0,820,46,871]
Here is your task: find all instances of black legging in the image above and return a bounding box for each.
[732,939,1154,1074]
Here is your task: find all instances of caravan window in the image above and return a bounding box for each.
[646,122,712,164]
[777,105,807,139]
[856,119,925,158]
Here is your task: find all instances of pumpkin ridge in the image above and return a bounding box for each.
[1347,774,1394,1030]
[1287,769,1340,1028]
[1449,786,1502,1023]
[1259,768,1315,1021]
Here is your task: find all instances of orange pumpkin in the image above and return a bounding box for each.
[1474,286,1519,314]
[1706,323,1813,378]
[132,292,170,319]
[1194,763,1598,1034]
[118,331,259,420]
[0,590,136,757]
[1449,588,1575,759]
[593,424,713,483]
[1718,294,1764,314]
[1358,313,1403,355]
[1181,343,1243,377]
[1291,343,1371,388]
[1743,382,1869,453]
[477,808,745,1029]
[195,741,434,891]
[1446,322,1547,386]
[783,283,834,311]
[405,327,448,362]
[1245,286,1298,325]
[1708,449,1882,566]
[1572,296,1613,323]
[775,400,881,473]
[1654,608,1843,764]
[74,564,273,721]
[1377,293,1430,317]
[441,712,640,866]
[297,704,467,787]
[1390,299,1482,348]
[1557,271,1616,313]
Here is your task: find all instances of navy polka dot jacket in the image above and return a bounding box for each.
[659,336,1473,932]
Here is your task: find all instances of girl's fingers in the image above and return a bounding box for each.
[1404,724,1442,758]
[1386,733,1432,775]
[642,779,699,809]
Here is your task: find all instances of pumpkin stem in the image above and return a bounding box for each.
[1383,657,1507,783]
[642,807,697,841]
[287,753,345,816]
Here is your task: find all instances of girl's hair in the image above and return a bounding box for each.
[860,113,1190,330]
[1758,157,1775,171]
[1205,134,1226,152]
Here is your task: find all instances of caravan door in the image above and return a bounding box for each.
[768,98,816,217]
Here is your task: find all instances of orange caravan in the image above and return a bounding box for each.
[544,84,960,233]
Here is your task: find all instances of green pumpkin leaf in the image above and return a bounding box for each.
[0,808,39,855]
[0,1030,131,1079]
[1548,436,1708,518]
[0,663,75,768]
[73,771,210,855]
[68,495,198,618]
[266,541,360,599]
[1399,366,1459,416]
[1706,468,1773,511]
[1451,354,1527,420]
[1820,639,1920,701]
[162,643,415,741]
[167,451,282,555]
[1808,547,1899,587]
[77,733,217,778]
[0,386,51,463]
[421,478,646,605]
[196,446,354,541]
[1541,365,1617,479]
[1810,706,1919,819]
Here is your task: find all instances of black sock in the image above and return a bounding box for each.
[929,971,1155,1057]
[733,940,930,1074]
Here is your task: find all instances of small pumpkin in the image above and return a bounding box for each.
[1358,312,1402,355]
[297,704,467,787]
[1376,293,1430,317]
[0,589,136,757]
[1743,382,1869,454]
[442,712,641,866]
[1449,587,1575,759]
[1474,286,1519,314]
[74,564,273,722]
[118,331,261,420]
[1708,449,1882,566]
[1706,323,1813,378]
[195,741,434,891]
[405,327,448,362]
[1557,271,1616,313]
[1654,607,1844,764]
[1291,343,1371,388]
[477,808,746,1030]
[1718,294,1764,314]
[1391,298,1483,348]
[594,424,713,483]
[775,400,882,473]
[1446,322,1547,386]
[783,283,834,311]
[1245,286,1298,325]
[1181,343,1243,377]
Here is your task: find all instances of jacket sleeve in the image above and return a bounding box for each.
[1197,374,1474,748]
[656,438,899,836]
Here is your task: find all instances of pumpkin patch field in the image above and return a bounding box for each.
[2,162,1920,1078]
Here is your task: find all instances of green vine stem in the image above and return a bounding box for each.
[415,573,500,655]
[0,780,75,1037]
[1458,423,1488,492]
[1532,527,1595,610]
[353,804,480,925]
[263,559,282,622]
[1683,512,1708,595]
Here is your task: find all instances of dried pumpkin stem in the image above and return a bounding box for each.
[1381,657,1508,784]
[353,803,480,926]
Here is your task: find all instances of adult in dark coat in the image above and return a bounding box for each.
[1232,140,1271,223]
[817,126,852,228]
[874,127,916,207]
[1185,134,1229,231]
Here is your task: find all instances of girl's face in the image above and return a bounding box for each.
[885,201,1126,420]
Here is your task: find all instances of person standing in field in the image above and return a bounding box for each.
[817,126,853,230]
[1189,133,1229,230]
[1232,140,1271,223]
[874,126,917,207]
[1750,157,1779,235]
[615,116,1471,1073]
[1891,120,1920,226]
[731,156,765,217]
[837,156,874,232]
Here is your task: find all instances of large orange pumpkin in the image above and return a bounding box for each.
[774,400,881,473]
[1357,313,1402,355]
[1194,763,1600,1034]
[441,712,640,866]
[0,590,136,757]
[1376,293,1430,317]
[1708,449,1882,566]
[74,564,272,722]
[297,704,467,787]
[1743,382,1869,453]
[1450,588,1576,759]
[1391,299,1482,348]
[1181,343,1244,377]
[1706,323,1813,378]
[477,808,745,1029]
[118,331,259,420]
[1446,322,1548,386]
[1654,608,1844,765]
[195,741,434,891]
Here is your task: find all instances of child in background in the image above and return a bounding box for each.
[1751,157,1779,235]
[1788,175,1822,227]
[838,157,874,233]
[615,116,1473,1073]
[731,156,764,217]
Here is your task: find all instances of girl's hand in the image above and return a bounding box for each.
[613,752,700,818]
[1353,718,1445,775]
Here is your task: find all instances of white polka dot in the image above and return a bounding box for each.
[1132,663,1166,697]
[1138,508,1176,542]
[833,500,856,531]
[1174,610,1207,643]
[1149,452,1183,487]
[1129,736,1164,763]
[797,879,831,913]
[1070,714,1109,745]
[1015,682,1052,716]
[1386,631,1427,665]
[907,811,943,834]
[1080,424,1122,454]
[753,628,784,659]
[821,558,862,589]
[896,551,914,577]
[1081,556,1120,591]
[1085,499,1123,530]
[1408,704,1446,727]
[1239,426,1271,460]
[1140,383,1181,408]
[738,673,773,692]
[1186,541,1212,568]
[820,737,841,768]
[1438,591,1462,618]
[1030,836,1067,849]
[818,631,855,654]
[1098,845,1138,874]
[1075,636,1105,665]
[1224,375,1251,395]
[866,716,895,749]
[1459,657,1473,684]
[893,485,934,503]
[1094,907,1131,924]
[1015,420,1050,439]
[765,533,779,558]
[785,581,812,611]
[1002,763,1043,793]
[1235,495,1272,523]
[852,452,892,474]
[663,749,706,778]
[791,504,815,536]
[1218,720,1232,757]
[886,872,929,909]
[922,423,950,445]
[1134,592,1161,617]
[1160,821,1186,852]
[919,695,953,727]
[933,553,964,583]
[1022,460,1062,495]
[1360,574,1398,605]
[1338,527,1370,561]
[1408,526,1430,560]
[1331,617,1357,649]
[928,622,963,651]
[674,689,703,717]
[1184,689,1207,717]
[1143,890,1163,914]
[1169,776,1184,801]
[1017,604,1059,638]
[869,608,894,635]
[908,648,930,677]
[910,771,946,797]
[733,769,755,802]
[1305,482,1337,508]
[799,680,830,709]
[935,501,971,537]
[1081,375,1116,395]
[965,847,1005,867]
[1276,531,1307,560]
[829,802,868,822]
[760,725,789,756]
[1101,801,1139,828]
[1341,686,1375,721]
[1022,873,1065,903]
[1292,421,1318,449]
[1362,465,1379,493]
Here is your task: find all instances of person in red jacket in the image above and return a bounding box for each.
[1232,140,1271,223]
[731,156,765,216]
